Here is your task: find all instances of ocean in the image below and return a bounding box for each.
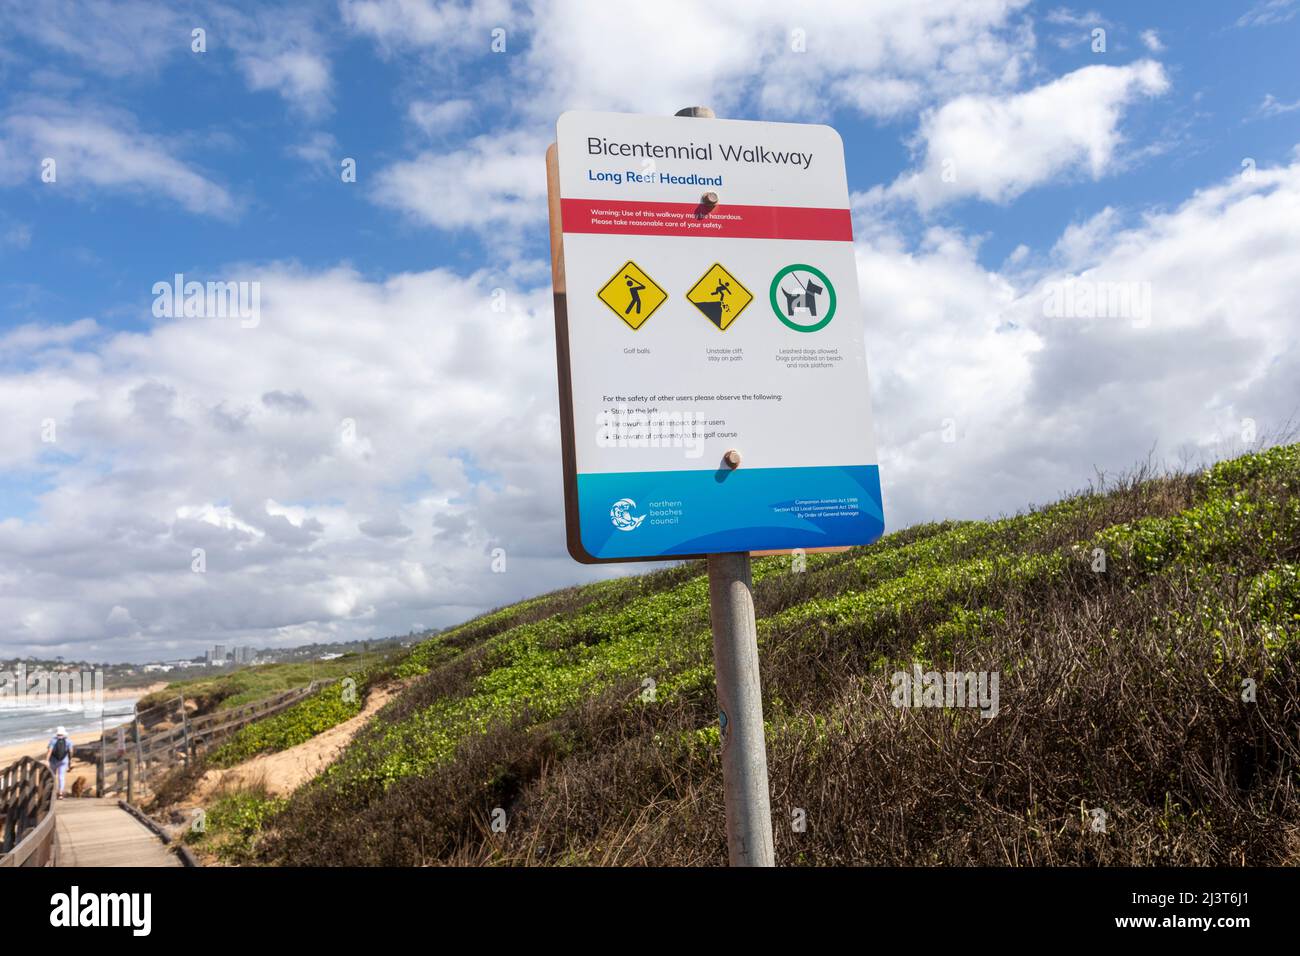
[0,699,141,748]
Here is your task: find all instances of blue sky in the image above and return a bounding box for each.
[7,1,1299,326]
[1,0,1298,660]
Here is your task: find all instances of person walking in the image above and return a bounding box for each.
[47,726,73,800]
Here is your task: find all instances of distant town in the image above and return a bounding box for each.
[1,633,424,689]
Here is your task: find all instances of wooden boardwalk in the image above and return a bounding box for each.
[54,798,181,867]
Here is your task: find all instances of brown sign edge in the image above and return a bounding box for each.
[547,142,685,564]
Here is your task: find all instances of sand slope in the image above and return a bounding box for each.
[188,680,404,803]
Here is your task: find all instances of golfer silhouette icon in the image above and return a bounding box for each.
[624,276,646,315]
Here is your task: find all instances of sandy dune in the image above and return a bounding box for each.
[187,680,404,804]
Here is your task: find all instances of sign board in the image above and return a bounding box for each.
[547,110,883,563]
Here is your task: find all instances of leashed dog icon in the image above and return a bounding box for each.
[780,274,824,317]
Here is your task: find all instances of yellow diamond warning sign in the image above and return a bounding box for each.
[686,263,753,331]
[597,261,667,330]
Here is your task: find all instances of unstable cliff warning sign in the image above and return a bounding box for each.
[547,110,884,563]
[597,260,666,329]
[686,263,752,331]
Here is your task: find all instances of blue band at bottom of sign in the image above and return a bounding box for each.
[576,464,884,559]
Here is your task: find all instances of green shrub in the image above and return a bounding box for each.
[256,442,1300,867]
[1248,564,1300,648]
[207,684,365,768]
[185,789,285,864]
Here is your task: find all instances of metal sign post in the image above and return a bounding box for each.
[707,550,774,865]
[680,106,774,867]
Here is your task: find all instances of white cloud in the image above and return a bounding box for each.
[342,0,1035,121]
[1256,93,1300,118]
[408,98,475,135]
[0,262,607,657]
[0,0,189,76]
[341,0,515,51]
[5,154,1300,658]
[1043,6,1108,48]
[1049,205,1120,269]
[524,0,1036,120]
[288,131,339,171]
[0,1,1292,664]
[354,0,1039,233]
[1044,7,1108,28]
[227,9,335,117]
[884,60,1170,210]
[238,46,332,117]
[1236,0,1297,27]
[1140,29,1163,52]
[0,100,237,217]
[867,154,1300,526]
[371,130,548,232]
[0,1,336,117]
[0,317,99,354]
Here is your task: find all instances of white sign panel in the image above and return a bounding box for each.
[548,110,883,562]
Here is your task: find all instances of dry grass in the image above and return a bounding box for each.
[255,445,1300,866]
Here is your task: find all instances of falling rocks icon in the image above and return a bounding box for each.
[695,300,726,328]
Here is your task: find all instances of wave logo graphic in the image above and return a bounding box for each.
[609,498,646,532]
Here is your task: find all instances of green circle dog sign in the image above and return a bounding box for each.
[769,264,836,333]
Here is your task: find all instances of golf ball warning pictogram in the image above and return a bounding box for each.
[597,260,667,329]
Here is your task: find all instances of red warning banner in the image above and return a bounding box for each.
[560,198,853,242]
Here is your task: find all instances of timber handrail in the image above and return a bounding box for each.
[93,680,332,797]
[0,756,58,867]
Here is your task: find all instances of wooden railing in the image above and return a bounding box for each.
[92,682,327,799]
[0,681,332,864]
[0,757,57,867]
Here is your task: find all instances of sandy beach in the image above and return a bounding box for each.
[101,683,168,702]
[0,725,119,771]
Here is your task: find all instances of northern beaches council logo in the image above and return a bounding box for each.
[610,498,646,531]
